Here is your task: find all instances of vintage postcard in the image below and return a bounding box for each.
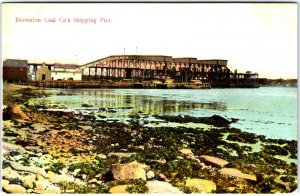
[1,2,298,194]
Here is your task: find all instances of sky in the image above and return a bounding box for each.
[2,3,297,79]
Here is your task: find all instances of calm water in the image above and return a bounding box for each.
[31,87,297,140]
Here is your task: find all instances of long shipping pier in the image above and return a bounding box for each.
[24,79,258,89]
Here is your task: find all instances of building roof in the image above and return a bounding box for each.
[3,59,28,68]
[82,55,228,67]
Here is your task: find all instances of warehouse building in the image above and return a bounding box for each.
[3,59,28,82]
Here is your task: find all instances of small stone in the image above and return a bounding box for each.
[146,181,183,194]
[185,178,217,193]
[152,159,167,164]
[199,155,229,168]
[25,146,43,153]
[111,161,149,180]
[146,170,155,180]
[97,154,107,159]
[31,123,46,133]
[78,125,92,130]
[156,173,170,182]
[108,152,136,158]
[227,187,236,192]
[179,148,193,155]
[219,168,257,181]
[109,185,132,194]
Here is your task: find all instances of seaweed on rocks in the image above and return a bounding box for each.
[261,144,289,156]
[153,114,237,127]
[226,132,259,144]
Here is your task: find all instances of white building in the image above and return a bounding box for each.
[52,64,82,80]
[36,63,82,81]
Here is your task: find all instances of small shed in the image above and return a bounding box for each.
[3,59,28,81]
[36,63,52,81]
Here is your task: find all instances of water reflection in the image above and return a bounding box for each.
[34,89,227,115]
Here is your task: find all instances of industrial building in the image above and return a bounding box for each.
[3,59,28,82]
[4,55,259,88]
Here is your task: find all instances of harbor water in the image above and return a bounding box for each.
[31,87,297,140]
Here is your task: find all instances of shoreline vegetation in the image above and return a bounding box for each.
[1,83,298,193]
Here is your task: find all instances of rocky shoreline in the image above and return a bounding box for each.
[1,84,298,193]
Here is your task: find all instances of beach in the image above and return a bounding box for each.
[1,83,298,193]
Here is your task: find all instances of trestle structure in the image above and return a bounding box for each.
[80,55,233,84]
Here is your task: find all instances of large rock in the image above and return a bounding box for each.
[211,115,230,124]
[146,181,183,194]
[185,178,217,193]
[199,155,229,168]
[8,161,48,178]
[47,171,75,184]
[111,161,148,180]
[219,168,257,181]
[33,180,61,194]
[2,183,27,194]
[2,142,27,155]
[7,105,29,120]
[109,185,132,194]
[22,173,37,189]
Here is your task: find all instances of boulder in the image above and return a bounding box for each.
[111,161,149,180]
[33,180,61,194]
[109,185,132,194]
[8,161,48,178]
[2,179,10,187]
[211,115,230,124]
[4,105,29,120]
[22,173,37,189]
[47,171,75,184]
[2,183,27,194]
[146,181,183,194]
[199,155,229,168]
[2,142,27,155]
[185,178,217,193]
[219,168,257,181]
